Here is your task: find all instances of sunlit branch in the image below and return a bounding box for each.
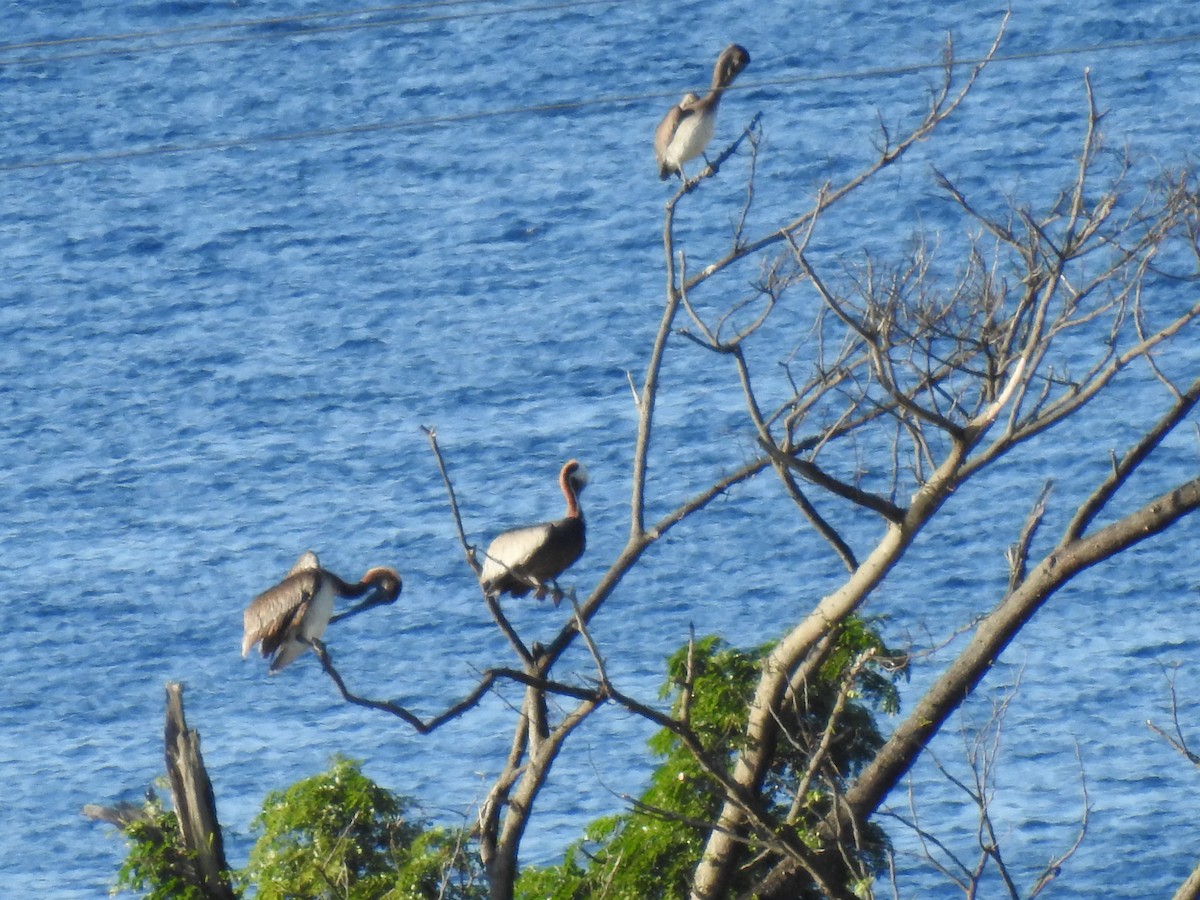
[670,112,764,199]
[1146,664,1200,767]
[758,438,905,524]
[785,650,876,825]
[423,428,538,666]
[1005,480,1053,593]
[1063,372,1200,541]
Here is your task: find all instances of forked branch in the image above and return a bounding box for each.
[311,641,600,735]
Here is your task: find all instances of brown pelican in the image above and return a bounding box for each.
[241,551,402,673]
[479,460,588,604]
[654,44,751,181]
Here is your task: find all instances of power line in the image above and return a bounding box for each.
[0,0,480,53]
[3,30,1198,174]
[0,0,633,67]
[0,94,646,172]
[0,98,615,172]
[752,30,1200,86]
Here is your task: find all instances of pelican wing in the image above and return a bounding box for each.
[480,522,552,596]
[286,550,320,577]
[241,570,319,659]
[533,518,585,581]
[480,518,585,598]
[655,104,686,151]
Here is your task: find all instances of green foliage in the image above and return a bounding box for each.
[820,614,902,716]
[243,755,484,900]
[113,791,213,900]
[111,759,482,900]
[517,622,901,900]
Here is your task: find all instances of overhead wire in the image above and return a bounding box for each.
[0,0,633,67]
[0,0,515,52]
[3,24,1199,174]
[0,0,471,52]
[0,97,636,172]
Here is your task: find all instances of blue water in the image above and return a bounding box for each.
[4,1,1200,896]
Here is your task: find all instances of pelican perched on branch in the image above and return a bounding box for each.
[654,43,751,181]
[241,551,402,673]
[479,460,588,605]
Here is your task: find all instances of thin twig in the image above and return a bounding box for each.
[422,425,478,574]
[1147,664,1200,766]
[1005,480,1053,593]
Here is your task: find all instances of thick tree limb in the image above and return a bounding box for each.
[1174,861,1200,900]
[1063,373,1200,541]
[689,437,971,900]
[751,476,1200,897]
[859,475,1196,853]
[759,438,905,524]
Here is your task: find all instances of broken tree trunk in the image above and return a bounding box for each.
[85,683,237,898]
[163,681,236,899]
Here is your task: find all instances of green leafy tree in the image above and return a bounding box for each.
[104,757,482,900]
[243,755,484,900]
[518,622,900,899]
[113,789,211,900]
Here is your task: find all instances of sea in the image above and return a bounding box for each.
[3,0,1200,896]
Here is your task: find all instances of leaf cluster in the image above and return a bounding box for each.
[114,791,214,900]
[243,755,483,900]
[112,758,482,900]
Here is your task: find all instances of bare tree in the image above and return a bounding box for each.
[314,45,995,892]
[679,63,1200,900]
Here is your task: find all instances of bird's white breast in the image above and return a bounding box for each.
[301,581,336,642]
[665,108,715,170]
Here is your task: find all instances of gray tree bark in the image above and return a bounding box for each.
[163,681,236,900]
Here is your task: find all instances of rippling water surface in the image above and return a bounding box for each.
[4,1,1200,896]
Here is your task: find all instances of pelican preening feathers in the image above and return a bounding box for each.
[654,43,751,181]
[241,551,402,673]
[480,459,588,605]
